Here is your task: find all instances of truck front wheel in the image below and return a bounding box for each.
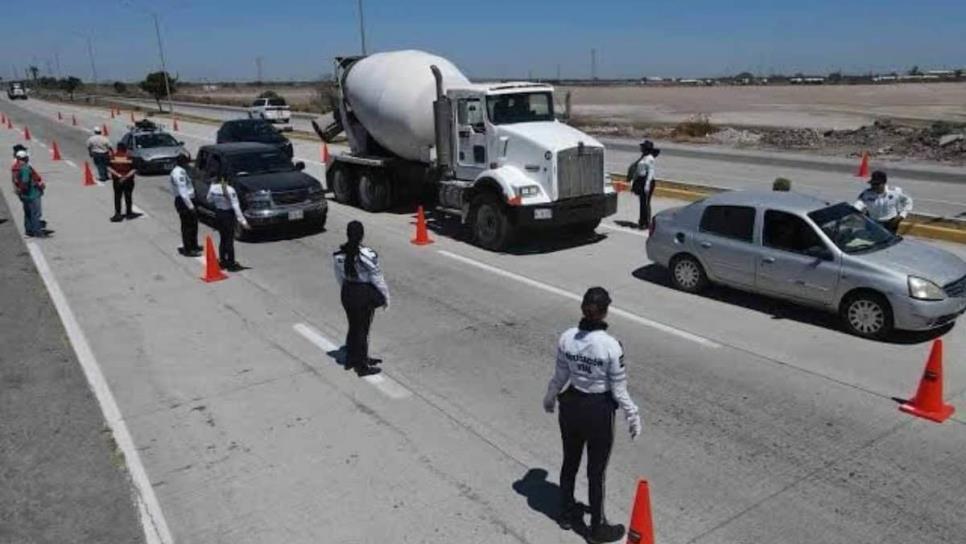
[358,172,391,212]
[329,165,357,205]
[471,194,513,251]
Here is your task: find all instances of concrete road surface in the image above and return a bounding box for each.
[3,96,966,544]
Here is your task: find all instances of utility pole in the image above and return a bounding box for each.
[86,37,99,85]
[556,64,561,82]
[152,12,175,114]
[255,56,263,83]
[357,0,367,55]
[591,48,597,81]
[54,52,62,77]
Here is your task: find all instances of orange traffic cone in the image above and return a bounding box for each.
[110,108,115,119]
[201,235,228,283]
[1,113,6,124]
[23,126,31,141]
[900,339,955,423]
[102,124,109,137]
[321,142,330,164]
[626,480,654,544]
[856,151,870,178]
[83,162,96,186]
[6,117,12,130]
[130,111,136,123]
[172,117,180,131]
[72,114,77,126]
[51,140,62,161]
[58,111,63,121]
[411,206,435,246]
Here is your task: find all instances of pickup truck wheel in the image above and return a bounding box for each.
[329,166,357,205]
[669,254,708,293]
[840,291,894,340]
[358,172,390,212]
[471,194,513,251]
[318,210,328,232]
[569,219,601,235]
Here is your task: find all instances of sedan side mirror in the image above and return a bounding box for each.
[295,161,306,171]
[178,141,185,146]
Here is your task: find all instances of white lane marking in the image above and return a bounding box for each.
[437,250,721,349]
[26,242,172,544]
[64,159,78,168]
[293,323,412,399]
[601,223,648,238]
[36,141,47,149]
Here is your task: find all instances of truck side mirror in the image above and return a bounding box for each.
[295,161,306,171]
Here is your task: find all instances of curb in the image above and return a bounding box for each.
[609,173,966,245]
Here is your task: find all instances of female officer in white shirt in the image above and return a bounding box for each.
[207,177,250,271]
[333,221,390,377]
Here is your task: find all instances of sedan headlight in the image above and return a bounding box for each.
[516,185,541,198]
[908,276,946,301]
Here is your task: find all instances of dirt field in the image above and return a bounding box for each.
[176,84,328,112]
[560,82,966,130]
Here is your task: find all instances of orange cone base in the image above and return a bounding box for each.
[411,236,434,246]
[201,236,228,283]
[899,402,955,423]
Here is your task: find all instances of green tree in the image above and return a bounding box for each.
[113,81,128,94]
[139,71,178,112]
[908,65,922,76]
[734,71,755,82]
[28,65,40,81]
[60,76,82,100]
[827,71,843,83]
[257,90,281,99]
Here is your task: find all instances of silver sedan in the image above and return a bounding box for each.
[645,190,966,339]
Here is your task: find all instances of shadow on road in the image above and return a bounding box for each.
[512,468,590,538]
[632,264,953,345]
[614,220,643,231]
[425,211,609,255]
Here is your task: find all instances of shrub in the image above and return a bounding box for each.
[672,114,716,139]
[772,177,792,191]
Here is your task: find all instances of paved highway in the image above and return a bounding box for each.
[3,96,966,544]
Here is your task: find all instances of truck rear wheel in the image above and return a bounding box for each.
[471,194,513,251]
[329,165,357,205]
[358,171,391,212]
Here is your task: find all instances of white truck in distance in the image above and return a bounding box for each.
[318,50,617,251]
[249,96,292,129]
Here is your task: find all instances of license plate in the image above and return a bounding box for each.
[288,210,304,221]
[534,208,553,220]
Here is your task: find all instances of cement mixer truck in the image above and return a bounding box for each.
[317,50,617,251]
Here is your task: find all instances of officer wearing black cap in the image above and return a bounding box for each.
[543,287,641,543]
[628,140,660,229]
[854,170,913,234]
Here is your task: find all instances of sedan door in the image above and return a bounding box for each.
[693,205,759,288]
[757,210,841,307]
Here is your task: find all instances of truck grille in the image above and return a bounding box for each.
[271,189,309,206]
[557,146,604,200]
[945,274,966,298]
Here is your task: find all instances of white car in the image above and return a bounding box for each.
[248,96,291,129]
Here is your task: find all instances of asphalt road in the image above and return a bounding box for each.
[3,96,966,544]
[90,95,965,219]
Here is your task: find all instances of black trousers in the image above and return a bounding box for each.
[214,209,236,264]
[112,179,134,215]
[637,184,654,228]
[341,282,381,368]
[878,218,901,234]
[174,197,200,251]
[558,388,616,528]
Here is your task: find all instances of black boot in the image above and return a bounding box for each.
[557,505,582,531]
[355,363,382,377]
[587,520,625,543]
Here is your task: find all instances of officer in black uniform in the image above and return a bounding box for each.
[544,287,641,543]
[333,221,390,377]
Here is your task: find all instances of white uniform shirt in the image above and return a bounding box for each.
[207,183,248,226]
[169,166,195,208]
[853,185,913,221]
[333,246,391,308]
[545,326,639,419]
[86,134,111,155]
[635,155,656,194]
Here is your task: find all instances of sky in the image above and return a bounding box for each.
[4,0,965,83]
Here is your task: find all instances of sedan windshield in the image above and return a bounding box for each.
[808,203,899,254]
[486,92,554,125]
[135,133,179,148]
[229,151,293,175]
[232,121,283,142]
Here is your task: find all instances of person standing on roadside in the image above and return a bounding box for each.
[206,176,249,271]
[12,151,48,238]
[629,140,660,230]
[86,126,112,182]
[543,287,641,543]
[853,170,913,234]
[169,154,201,256]
[333,221,389,378]
[107,142,140,222]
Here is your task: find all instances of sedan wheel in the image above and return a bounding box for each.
[670,254,708,293]
[842,293,893,339]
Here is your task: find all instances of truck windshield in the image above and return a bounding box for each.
[808,203,899,254]
[230,151,293,176]
[486,92,554,125]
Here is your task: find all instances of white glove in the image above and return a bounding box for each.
[543,394,556,414]
[627,414,642,440]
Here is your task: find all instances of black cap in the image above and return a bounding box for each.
[582,286,612,308]
[868,170,887,185]
[640,140,655,151]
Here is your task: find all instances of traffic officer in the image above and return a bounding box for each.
[12,150,48,238]
[853,170,913,234]
[206,177,250,271]
[333,221,389,378]
[170,154,202,257]
[107,141,139,222]
[628,140,660,229]
[543,287,641,543]
[86,126,112,182]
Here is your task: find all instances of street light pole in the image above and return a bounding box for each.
[152,12,175,114]
[357,0,367,55]
[86,37,99,85]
